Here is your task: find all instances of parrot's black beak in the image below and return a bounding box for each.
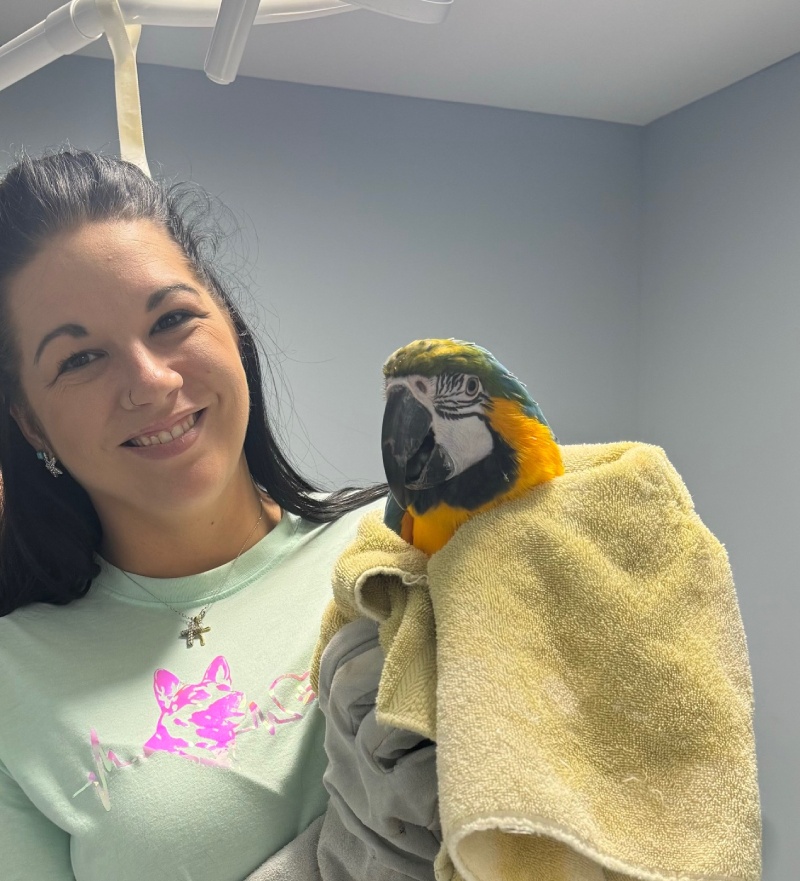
[382,384,453,508]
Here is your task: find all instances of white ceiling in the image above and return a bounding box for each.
[3,0,800,125]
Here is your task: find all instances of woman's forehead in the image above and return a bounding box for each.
[23,219,187,281]
[8,220,204,331]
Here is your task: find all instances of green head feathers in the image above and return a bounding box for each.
[383,338,553,429]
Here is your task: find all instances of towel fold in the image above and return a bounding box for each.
[312,441,761,881]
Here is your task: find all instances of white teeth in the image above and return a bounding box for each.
[129,412,199,447]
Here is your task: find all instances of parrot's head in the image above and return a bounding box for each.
[381,338,561,516]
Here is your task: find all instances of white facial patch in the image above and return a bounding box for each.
[385,374,494,478]
[385,375,433,406]
[431,409,493,476]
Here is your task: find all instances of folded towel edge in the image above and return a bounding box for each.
[448,813,759,881]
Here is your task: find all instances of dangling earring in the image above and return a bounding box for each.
[36,450,63,478]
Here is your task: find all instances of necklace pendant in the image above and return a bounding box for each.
[180,615,211,648]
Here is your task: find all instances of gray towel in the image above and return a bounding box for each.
[245,617,440,881]
[244,814,323,881]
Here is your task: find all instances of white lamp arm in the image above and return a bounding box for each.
[0,0,357,93]
[0,0,451,93]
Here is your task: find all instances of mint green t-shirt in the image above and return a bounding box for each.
[0,501,379,881]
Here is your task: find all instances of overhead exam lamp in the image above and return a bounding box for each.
[205,0,454,84]
[205,0,263,84]
[0,0,453,94]
[0,0,451,181]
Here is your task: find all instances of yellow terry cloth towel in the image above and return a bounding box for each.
[311,442,761,881]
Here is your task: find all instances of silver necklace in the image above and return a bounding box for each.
[118,503,264,648]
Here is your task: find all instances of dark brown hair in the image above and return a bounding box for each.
[0,149,384,615]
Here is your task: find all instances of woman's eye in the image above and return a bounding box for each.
[154,310,195,332]
[57,351,100,375]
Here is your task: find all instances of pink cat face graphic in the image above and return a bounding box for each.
[144,655,248,766]
[75,655,316,810]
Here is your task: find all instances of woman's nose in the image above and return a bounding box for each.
[120,346,183,410]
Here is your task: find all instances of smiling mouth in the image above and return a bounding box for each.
[123,410,203,447]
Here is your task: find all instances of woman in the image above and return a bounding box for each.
[0,149,385,881]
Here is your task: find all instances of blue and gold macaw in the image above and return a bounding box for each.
[381,338,564,555]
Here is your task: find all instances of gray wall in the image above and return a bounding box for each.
[0,56,642,486]
[640,53,800,881]
[1,48,795,878]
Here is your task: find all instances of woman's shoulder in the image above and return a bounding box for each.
[293,494,386,544]
[276,494,384,567]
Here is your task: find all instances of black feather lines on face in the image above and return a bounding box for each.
[433,372,489,418]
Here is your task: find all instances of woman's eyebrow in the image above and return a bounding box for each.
[34,324,87,366]
[33,284,203,366]
[145,283,201,312]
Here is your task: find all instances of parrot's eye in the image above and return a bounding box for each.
[465,377,480,396]
[415,380,428,394]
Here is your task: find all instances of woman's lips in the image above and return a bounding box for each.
[122,409,205,459]
[125,411,200,447]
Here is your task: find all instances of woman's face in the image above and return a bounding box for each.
[8,219,252,521]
